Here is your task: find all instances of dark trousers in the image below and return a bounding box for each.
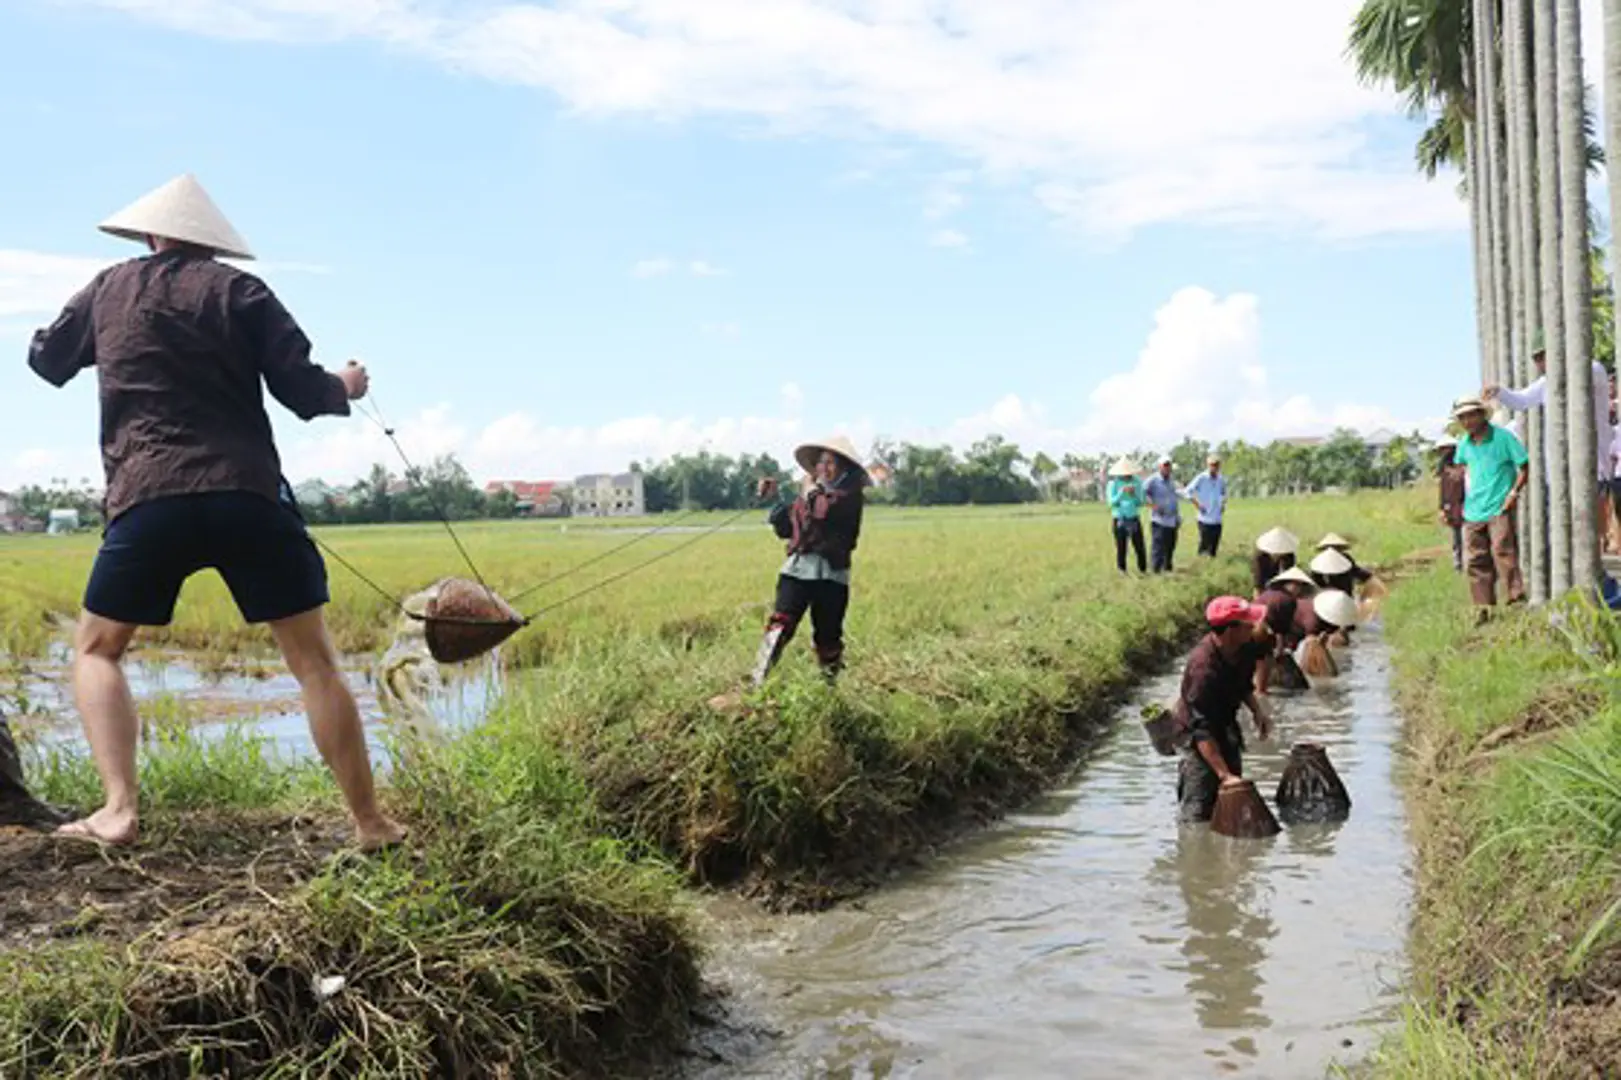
[1177,736,1242,824]
[1448,523,1464,572]
[1197,522,1223,557]
[755,574,850,684]
[1150,523,1179,573]
[1113,517,1147,573]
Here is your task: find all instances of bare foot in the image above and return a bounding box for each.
[355,816,408,852]
[55,808,138,847]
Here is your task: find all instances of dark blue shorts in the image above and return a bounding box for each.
[84,489,329,626]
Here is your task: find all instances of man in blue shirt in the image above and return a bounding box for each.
[1451,396,1528,619]
[1185,455,1229,557]
[1142,455,1182,573]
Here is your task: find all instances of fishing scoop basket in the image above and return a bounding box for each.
[1210,779,1281,839]
[1300,636,1338,678]
[422,578,528,664]
[1141,702,1187,757]
[1271,651,1310,692]
[1275,743,1352,825]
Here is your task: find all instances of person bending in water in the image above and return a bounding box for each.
[25,174,405,851]
[1252,567,1316,694]
[1174,597,1272,824]
[1252,527,1298,593]
[750,436,868,686]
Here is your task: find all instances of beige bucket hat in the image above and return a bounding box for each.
[1256,526,1298,556]
[1310,548,1354,576]
[1268,566,1317,590]
[99,174,255,260]
[1108,457,1138,478]
[795,435,869,482]
[1313,589,1360,629]
[1315,532,1353,550]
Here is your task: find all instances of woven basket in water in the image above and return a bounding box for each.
[1141,702,1186,757]
[1210,779,1281,839]
[1300,636,1338,678]
[423,578,526,664]
[1275,743,1352,825]
[1271,651,1310,691]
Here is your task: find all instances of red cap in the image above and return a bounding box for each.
[1206,596,1267,629]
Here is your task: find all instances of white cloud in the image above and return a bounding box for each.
[688,259,726,277]
[929,228,970,249]
[631,257,676,278]
[64,0,1493,242]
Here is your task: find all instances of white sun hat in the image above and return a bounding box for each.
[1108,457,1138,478]
[1268,566,1317,590]
[795,436,869,482]
[1313,589,1360,629]
[98,174,255,260]
[1256,526,1299,556]
[1310,548,1354,576]
[1316,532,1354,550]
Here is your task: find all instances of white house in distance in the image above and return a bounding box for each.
[572,471,645,517]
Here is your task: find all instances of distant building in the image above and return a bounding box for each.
[572,471,645,517]
[293,479,339,507]
[484,480,569,517]
[47,508,80,535]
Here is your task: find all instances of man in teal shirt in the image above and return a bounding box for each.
[1451,396,1528,617]
[1107,458,1147,574]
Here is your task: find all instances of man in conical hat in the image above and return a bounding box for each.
[26,174,404,850]
[744,435,868,688]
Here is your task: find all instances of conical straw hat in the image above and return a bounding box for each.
[1268,566,1317,590]
[1108,457,1138,478]
[1256,526,1298,556]
[1310,548,1354,576]
[98,174,255,260]
[1316,532,1353,550]
[795,435,869,482]
[1313,589,1360,629]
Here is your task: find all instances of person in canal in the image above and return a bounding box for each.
[1251,527,1299,593]
[1107,458,1148,575]
[748,435,868,687]
[1174,596,1273,825]
[1252,566,1317,694]
[25,174,405,851]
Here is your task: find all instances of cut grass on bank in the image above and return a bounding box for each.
[2,721,700,1079]
[1369,566,1621,1078]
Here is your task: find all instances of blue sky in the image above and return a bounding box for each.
[0,0,1590,489]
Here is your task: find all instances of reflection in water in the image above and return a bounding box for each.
[685,622,1411,1079]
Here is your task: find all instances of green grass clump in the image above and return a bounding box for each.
[1,722,700,1078]
[1369,566,1621,1078]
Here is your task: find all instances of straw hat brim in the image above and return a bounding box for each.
[1310,550,1354,575]
[1268,567,1317,590]
[795,437,868,481]
[98,174,255,260]
[1108,459,1138,478]
[1256,527,1299,556]
[1313,590,1360,629]
[1315,533,1353,550]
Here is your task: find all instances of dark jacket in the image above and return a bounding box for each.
[27,250,349,524]
[1253,551,1295,592]
[768,475,865,571]
[1439,463,1467,528]
[1176,633,1260,757]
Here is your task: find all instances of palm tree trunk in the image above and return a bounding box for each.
[1536,0,1572,593]
[1466,125,1491,388]
[1500,0,1534,574]
[1476,0,1504,388]
[1559,0,1601,589]
[1604,0,1621,559]
[1486,0,1515,395]
[1506,0,1549,601]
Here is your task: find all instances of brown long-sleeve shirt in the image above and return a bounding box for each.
[28,250,350,524]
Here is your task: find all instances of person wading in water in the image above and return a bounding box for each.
[748,436,868,687]
[1252,566,1317,694]
[1251,527,1298,592]
[1106,458,1147,575]
[26,174,405,851]
[1173,597,1272,824]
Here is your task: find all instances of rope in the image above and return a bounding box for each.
[502,506,708,605]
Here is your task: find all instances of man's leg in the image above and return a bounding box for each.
[1150,524,1168,573]
[1490,510,1526,604]
[1463,521,1497,610]
[58,612,142,844]
[809,580,851,681]
[1209,522,1223,557]
[1450,524,1464,573]
[269,609,404,850]
[1166,525,1178,571]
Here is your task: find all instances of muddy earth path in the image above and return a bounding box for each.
[681,623,1413,1079]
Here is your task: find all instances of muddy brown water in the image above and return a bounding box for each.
[682,624,1412,1079]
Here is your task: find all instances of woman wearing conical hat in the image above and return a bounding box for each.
[25,174,403,851]
[1106,458,1148,575]
[1252,526,1298,593]
[748,435,868,687]
[1253,566,1317,694]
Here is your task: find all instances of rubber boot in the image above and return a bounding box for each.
[749,624,788,688]
[0,716,68,830]
[815,644,844,685]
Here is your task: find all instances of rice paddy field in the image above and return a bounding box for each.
[0,489,1446,1077]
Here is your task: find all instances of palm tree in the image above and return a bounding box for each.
[1558,0,1601,588]
[1533,0,1572,593]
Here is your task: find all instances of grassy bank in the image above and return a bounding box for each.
[1369,566,1621,1077]
[2,721,701,1078]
